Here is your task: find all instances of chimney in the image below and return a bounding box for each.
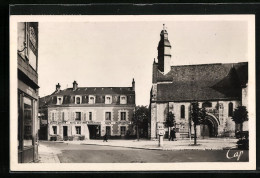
[73,81,78,91]
[56,83,61,92]
[132,78,135,91]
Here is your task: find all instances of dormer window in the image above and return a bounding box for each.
[76,97,80,104]
[105,95,112,104]
[57,96,63,105]
[120,95,127,104]
[89,95,95,104]
[75,95,82,104]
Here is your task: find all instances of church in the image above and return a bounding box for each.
[149,25,248,139]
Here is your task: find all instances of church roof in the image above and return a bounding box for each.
[156,62,248,102]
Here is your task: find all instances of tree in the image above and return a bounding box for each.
[133,106,149,141]
[191,102,200,145]
[232,106,248,132]
[199,107,207,139]
[191,102,207,144]
[165,111,175,138]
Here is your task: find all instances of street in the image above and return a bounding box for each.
[39,141,249,163]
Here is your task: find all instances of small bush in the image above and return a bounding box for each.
[50,136,57,141]
[237,138,249,150]
[79,135,85,140]
[236,131,249,150]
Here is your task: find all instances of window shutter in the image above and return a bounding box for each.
[49,113,52,121]
[117,96,120,104]
[59,126,62,134]
[81,126,84,135]
[68,125,71,136]
[81,112,83,121]
[93,111,96,121]
[58,111,61,122]
[71,112,74,121]
[50,126,53,135]
[84,113,86,121]
[64,111,67,121]
[71,126,75,135]
[54,112,57,121]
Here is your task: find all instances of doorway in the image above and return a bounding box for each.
[106,126,111,136]
[200,123,210,138]
[63,126,68,137]
[88,125,101,139]
[200,116,218,137]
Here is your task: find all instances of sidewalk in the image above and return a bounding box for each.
[62,138,238,151]
[38,143,61,163]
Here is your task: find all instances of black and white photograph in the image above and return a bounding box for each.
[10,14,256,171]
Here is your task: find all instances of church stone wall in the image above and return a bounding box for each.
[149,100,242,139]
[157,103,168,123]
[150,103,157,139]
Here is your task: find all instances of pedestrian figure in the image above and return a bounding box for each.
[103,133,108,142]
[169,129,174,141]
[172,128,176,141]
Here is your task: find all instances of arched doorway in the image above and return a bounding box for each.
[200,115,219,137]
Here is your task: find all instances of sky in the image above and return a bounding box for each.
[38,18,249,106]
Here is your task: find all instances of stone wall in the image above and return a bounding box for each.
[149,100,242,139]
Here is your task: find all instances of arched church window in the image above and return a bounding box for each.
[228,102,233,117]
[202,101,212,108]
[181,105,185,118]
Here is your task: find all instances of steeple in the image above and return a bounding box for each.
[132,78,135,91]
[157,24,171,74]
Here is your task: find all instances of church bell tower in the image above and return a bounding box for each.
[157,24,171,74]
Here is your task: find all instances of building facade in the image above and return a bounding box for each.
[39,80,136,140]
[149,25,248,139]
[17,22,40,163]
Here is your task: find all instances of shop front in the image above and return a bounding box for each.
[87,121,101,139]
[18,79,39,163]
[17,22,39,163]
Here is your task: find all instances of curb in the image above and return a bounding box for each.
[79,143,229,151]
[80,143,163,150]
